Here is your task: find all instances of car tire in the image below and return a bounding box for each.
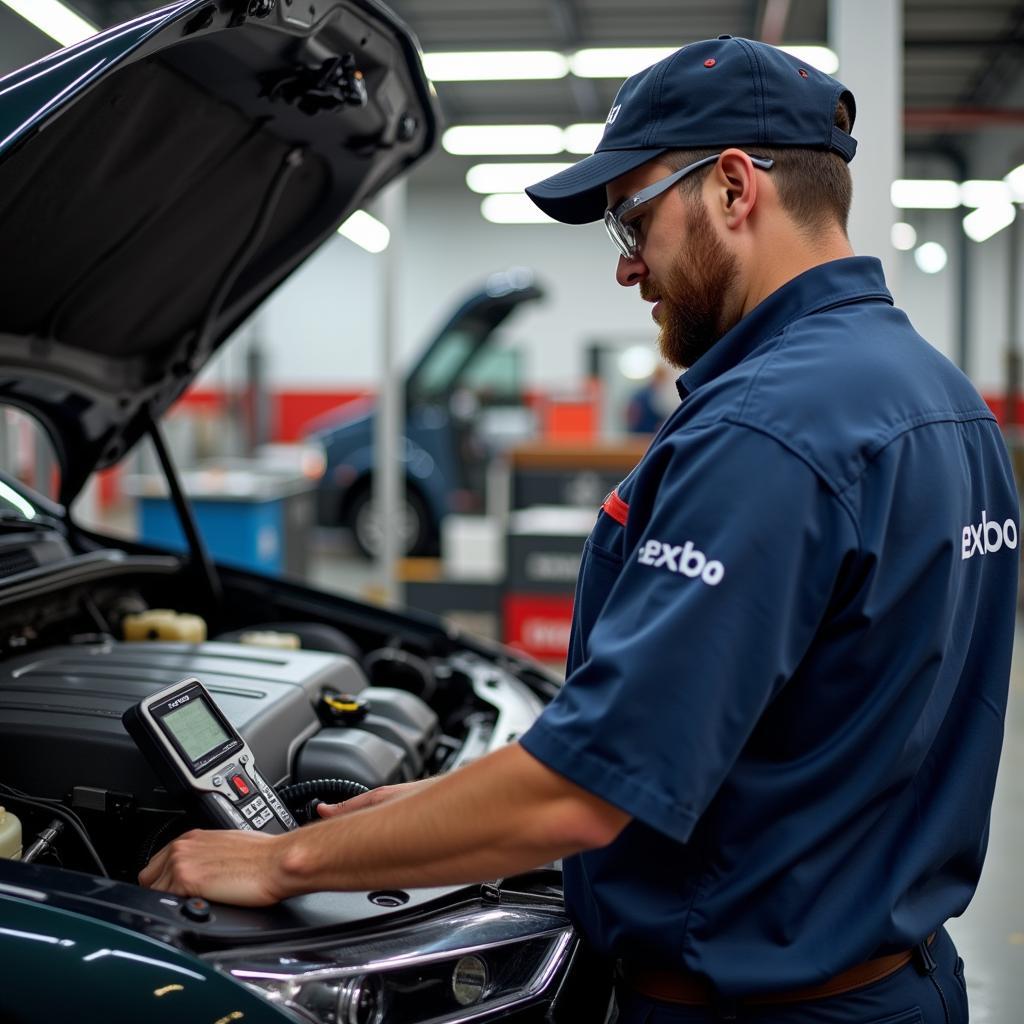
[348,482,435,559]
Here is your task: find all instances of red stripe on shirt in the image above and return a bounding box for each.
[602,488,629,526]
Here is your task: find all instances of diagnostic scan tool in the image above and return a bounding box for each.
[123,677,297,834]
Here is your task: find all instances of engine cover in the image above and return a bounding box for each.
[0,640,367,805]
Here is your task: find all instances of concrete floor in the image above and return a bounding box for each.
[945,623,1024,1022]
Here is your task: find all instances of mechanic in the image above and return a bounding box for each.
[625,363,671,434]
[141,36,1019,1024]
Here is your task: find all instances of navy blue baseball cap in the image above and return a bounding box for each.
[526,35,857,224]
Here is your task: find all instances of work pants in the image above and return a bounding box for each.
[614,928,967,1024]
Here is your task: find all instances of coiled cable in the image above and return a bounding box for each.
[278,778,369,824]
[137,814,189,873]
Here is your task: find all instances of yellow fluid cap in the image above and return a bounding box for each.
[238,631,302,650]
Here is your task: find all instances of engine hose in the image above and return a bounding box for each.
[278,778,370,824]
[363,647,437,702]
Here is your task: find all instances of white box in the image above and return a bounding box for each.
[442,514,505,582]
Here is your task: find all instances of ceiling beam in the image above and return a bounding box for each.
[905,37,1024,50]
[961,0,1024,107]
[904,107,1024,131]
[546,0,604,121]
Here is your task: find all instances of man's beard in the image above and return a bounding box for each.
[641,199,740,369]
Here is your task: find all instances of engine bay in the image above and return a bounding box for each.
[0,533,550,890]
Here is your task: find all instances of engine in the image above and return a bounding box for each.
[0,634,544,880]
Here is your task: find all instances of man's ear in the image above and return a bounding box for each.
[709,149,759,229]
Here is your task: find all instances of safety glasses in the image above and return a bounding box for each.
[603,153,775,260]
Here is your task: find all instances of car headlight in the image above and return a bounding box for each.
[205,901,574,1024]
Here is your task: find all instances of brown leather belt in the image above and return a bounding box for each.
[619,934,935,1007]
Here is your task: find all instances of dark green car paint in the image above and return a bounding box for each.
[0,894,288,1022]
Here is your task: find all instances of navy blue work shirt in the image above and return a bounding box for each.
[520,257,1019,996]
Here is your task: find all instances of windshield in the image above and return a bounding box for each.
[460,345,521,403]
[408,329,477,400]
[0,406,54,516]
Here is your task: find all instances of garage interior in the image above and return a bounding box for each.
[0,1,1022,1019]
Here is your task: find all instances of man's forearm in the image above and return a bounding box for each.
[273,743,628,896]
[138,743,630,905]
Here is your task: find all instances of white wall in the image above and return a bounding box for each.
[864,211,1020,397]
[203,176,1023,403]
[888,209,957,363]
[201,185,658,392]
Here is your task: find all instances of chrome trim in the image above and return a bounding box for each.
[211,904,570,981]
[229,926,569,983]
[0,882,48,901]
[207,901,575,1022]
[227,928,574,1024]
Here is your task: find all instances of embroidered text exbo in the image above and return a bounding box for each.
[962,510,1018,560]
[638,540,724,586]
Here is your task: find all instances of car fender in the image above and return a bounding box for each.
[0,894,287,1022]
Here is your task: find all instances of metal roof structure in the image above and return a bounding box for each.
[9,0,1024,182]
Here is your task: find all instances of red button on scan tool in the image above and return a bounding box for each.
[231,774,250,796]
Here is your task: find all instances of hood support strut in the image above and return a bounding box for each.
[146,412,222,610]
[135,144,309,614]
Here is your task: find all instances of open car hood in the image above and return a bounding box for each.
[0,0,438,504]
[404,268,544,403]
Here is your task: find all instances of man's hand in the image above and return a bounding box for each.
[316,777,435,819]
[139,828,290,906]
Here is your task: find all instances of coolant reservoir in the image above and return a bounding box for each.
[123,609,207,643]
[0,806,22,860]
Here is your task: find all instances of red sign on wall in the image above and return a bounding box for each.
[504,594,575,660]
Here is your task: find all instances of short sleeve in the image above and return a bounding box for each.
[519,423,857,843]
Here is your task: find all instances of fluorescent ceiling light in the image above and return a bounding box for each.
[914,242,948,274]
[570,47,675,78]
[960,180,1012,208]
[565,122,604,154]
[962,203,1016,243]
[1003,163,1024,202]
[337,210,390,253]
[467,162,573,195]
[443,124,564,156]
[0,0,97,47]
[452,123,606,158]
[422,50,568,82]
[891,180,961,209]
[778,45,839,74]
[481,193,556,224]
[891,222,917,251]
